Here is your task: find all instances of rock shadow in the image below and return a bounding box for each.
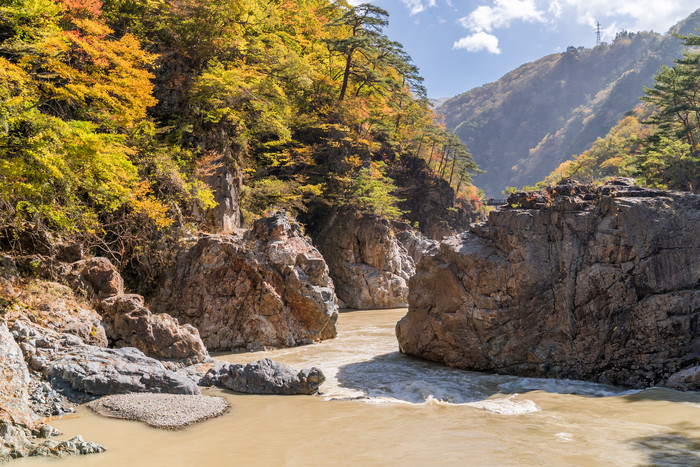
[335,351,629,404]
[629,431,700,466]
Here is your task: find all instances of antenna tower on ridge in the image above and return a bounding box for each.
[596,21,601,46]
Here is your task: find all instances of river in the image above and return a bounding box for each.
[19,309,700,466]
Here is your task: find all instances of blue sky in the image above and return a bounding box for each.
[357,0,700,98]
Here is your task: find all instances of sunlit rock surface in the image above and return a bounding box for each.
[316,210,415,309]
[152,211,338,351]
[397,180,700,389]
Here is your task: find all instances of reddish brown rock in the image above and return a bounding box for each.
[151,211,338,351]
[397,180,700,389]
[100,294,208,364]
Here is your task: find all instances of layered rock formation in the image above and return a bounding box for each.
[14,320,200,400]
[397,180,700,389]
[152,211,338,351]
[0,323,105,462]
[315,210,414,309]
[100,294,208,364]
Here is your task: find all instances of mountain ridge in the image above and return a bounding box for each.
[439,8,700,197]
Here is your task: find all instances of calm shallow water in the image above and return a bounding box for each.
[19,309,700,466]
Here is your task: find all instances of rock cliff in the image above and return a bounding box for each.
[152,211,338,351]
[0,323,105,462]
[315,210,414,309]
[396,180,700,389]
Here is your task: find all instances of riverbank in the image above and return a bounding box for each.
[17,309,700,466]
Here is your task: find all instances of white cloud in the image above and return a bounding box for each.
[548,1,562,18]
[453,31,501,54]
[399,0,436,15]
[459,0,546,32]
[556,0,698,32]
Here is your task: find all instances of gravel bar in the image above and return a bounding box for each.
[86,393,230,430]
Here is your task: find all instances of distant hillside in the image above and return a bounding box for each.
[440,9,700,197]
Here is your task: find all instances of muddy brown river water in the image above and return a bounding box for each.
[18,309,700,466]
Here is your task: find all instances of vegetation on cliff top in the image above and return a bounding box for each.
[545,32,700,193]
[0,0,481,265]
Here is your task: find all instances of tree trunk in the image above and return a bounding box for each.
[339,49,354,102]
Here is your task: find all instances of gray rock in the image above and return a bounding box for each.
[13,320,200,401]
[397,180,700,389]
[151,211,338,351]
[665,366,700,391]
[0,323,104,461]
[316,210,415,309]
[201,358,325,395]
[6,280,108,347]
[395,228,439,264]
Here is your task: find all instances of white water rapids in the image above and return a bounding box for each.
[19,308,700,466]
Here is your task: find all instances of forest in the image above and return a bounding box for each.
[0,0,481,274]
[544,32,700,193]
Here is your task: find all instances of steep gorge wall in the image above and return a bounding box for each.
[397,180,700,389]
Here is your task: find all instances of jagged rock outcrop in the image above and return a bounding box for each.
[397,180,700,389]
[315,210,414,309]
[201,358,325,395]
[13,320,200,400]
[3,280,108,347]
[204,159,242,232]
[100,294,208,364]
[152,211,338,351]
[395,228,439,265]
[0,323,105,462]
[388,157,481,239]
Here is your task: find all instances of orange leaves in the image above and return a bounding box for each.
[8,0,156,130]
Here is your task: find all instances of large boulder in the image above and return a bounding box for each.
[315,210,415,309]
[397,180,700,389]
[151,211,337,351]
[0,323,105,461]
[201,358,325,395]
[13,320,200,400]
[100,294,208,364]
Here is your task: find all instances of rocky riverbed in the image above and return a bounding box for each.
[0,212,335,463]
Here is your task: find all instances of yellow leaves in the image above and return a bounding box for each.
[129,181,174,229]
[345,155,362,170]
[6,0,156,130]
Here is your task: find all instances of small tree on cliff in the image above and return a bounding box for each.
[640,33,700,191]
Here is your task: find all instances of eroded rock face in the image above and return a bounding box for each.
[204,160,242,232]
[5,281,108,347]
[100,294,208,364]
[152,211,338,351]
[316,210,415,309]
[397,180,700,389]
[395,228,439,265]
[0,323,105,461]
[13,320,200,400]
[201,358,325,395]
